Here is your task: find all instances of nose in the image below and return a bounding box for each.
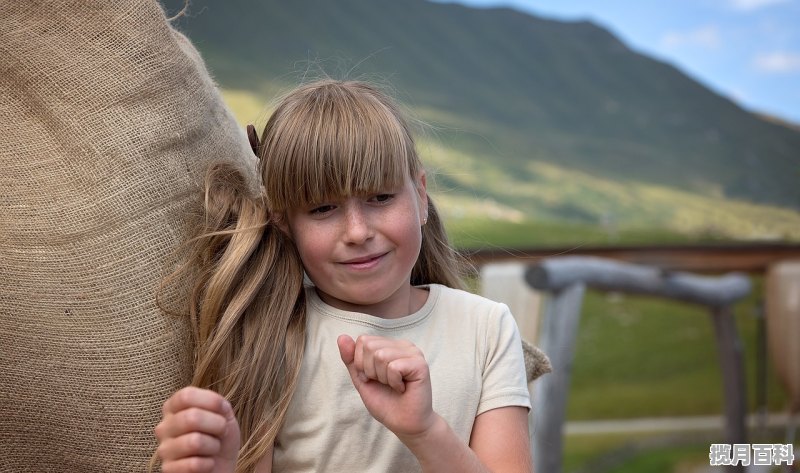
[342,200,373,244]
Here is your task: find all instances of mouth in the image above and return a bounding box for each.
[340,252,388,270]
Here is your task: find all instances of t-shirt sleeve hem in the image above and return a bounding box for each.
[476,390,532,415]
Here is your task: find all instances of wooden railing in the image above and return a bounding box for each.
[525,256,752,473]
[461,242,800,273]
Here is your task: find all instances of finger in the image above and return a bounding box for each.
[372,347,415,386]
[359,336,420,381]
[157,432,222,461]
[161,456,215,473]
[381,346,425,391]
[352,335,365,374]
[351,335,392,360]
[337,334,356,365]
[359,337,379,381]
[337,334,364,386]
[162,386,231,417]
[352,335,378,382]
[155,407,228,441]
[384,356,431,394]
[386,359,408,393]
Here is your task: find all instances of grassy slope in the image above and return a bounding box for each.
[223,89,800,243]
[165,0,800,213]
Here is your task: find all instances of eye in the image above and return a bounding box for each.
[370,193,395,204]
[309,204,336,215]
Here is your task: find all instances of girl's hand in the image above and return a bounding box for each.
[154,387,241,473]
[337,335,436,439]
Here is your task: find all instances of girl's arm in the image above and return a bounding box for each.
[398,406,531,473]
[337,335,532,473]
[469,406,532,472]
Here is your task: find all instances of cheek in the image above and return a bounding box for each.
[293,231,326,266]
[398,212,424,251]
[288,221,321,264]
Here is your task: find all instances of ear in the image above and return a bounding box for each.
[415,170,428,225]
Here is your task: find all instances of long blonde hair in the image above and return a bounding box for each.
[174,80,465,472]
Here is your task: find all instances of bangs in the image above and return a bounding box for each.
[261,81,420,212]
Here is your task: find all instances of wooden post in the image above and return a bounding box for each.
[480,262,543,344]
[532,282,585,473]
[710,306,748,473]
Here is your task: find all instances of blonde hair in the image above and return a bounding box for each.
[172,80,465,473]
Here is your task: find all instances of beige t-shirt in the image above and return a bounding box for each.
[272,284,531,472]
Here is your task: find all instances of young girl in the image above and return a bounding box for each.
[154,80,532,473]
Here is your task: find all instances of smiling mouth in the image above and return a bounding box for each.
[341,253,387,269]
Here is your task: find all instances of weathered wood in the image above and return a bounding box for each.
[462,242,800,273]
[525,256,751,307]
[480,262,543,343]
[532,283,585,473]
[523,256,752,473]
[710,306,748,473]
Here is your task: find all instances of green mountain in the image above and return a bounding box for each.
[160,0,800,240]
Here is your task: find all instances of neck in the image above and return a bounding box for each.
[316,285,429,319]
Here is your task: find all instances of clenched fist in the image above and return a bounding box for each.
[154,387,241,473]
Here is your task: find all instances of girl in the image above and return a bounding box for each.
[154,80,532,473]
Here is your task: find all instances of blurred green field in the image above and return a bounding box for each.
[564,432,797,473]
[559,282,794,472]
[445,218,709,249]
[563,432,706,473]
[567,281,788,420]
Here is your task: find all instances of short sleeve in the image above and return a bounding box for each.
[477,304,532,415]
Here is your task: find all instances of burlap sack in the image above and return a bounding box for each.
[0,1,256,470]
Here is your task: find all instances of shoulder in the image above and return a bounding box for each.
[432,284,509,311]
[429,284,512,323]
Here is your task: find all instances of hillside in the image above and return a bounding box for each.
[160,0,800,239]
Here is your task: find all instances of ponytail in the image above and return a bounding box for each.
[165,162,306,473]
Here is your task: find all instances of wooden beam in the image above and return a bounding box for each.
[461,242,800,273]
[524,256,751,307]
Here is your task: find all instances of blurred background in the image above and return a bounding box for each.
[160,1,799,471]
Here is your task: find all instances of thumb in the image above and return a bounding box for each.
[337,334,355,366]
[336,335,364,385]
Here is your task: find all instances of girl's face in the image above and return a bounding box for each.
[285,172,428,318]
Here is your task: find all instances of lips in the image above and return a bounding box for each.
[340,252,388,270]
